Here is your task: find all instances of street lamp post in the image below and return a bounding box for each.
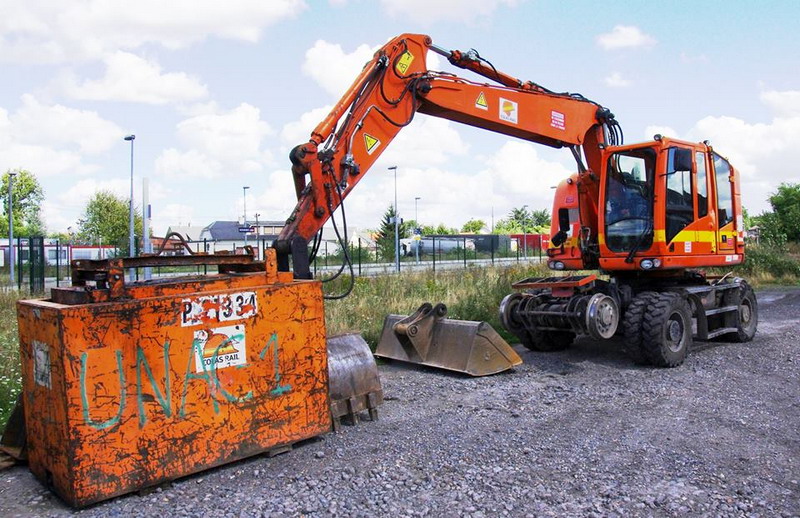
[254,213,261,259]
[414,196,421,264]
[124,135,135,281]
[388,166,399,272]
[8,171,16,284]
[242,186,250,246]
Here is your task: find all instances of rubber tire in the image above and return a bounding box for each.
[520,329,575,352]
[641,292,693,368]
[622,291,658,365]
[731,281,758,342]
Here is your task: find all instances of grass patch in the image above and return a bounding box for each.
[323,262,550,347]
[720,244,800,287]
[0,290,22,428]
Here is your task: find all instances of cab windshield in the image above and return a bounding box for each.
[604,148,656,253]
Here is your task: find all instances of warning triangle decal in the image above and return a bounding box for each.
[364,133,381,155]
[475,92,488,110]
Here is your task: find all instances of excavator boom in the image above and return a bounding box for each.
[276,34,621,276]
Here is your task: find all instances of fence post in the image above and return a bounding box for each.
[491,236,495,265]
[432,237,436,273]
[324,241,328,268]
[463,237,467,268]
[203,238,208,275]
[16,237,21,289]
[516,238,520,262]
[56,239,60,287]
[358,238,362,277]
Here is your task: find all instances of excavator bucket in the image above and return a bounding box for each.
[326,333,384,430]
[375,303,522,376]
[0,394,26,469]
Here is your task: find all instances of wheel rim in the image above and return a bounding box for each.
[666,312,686,352]
[740,299,752,325]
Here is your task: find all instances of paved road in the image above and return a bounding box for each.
[1,287,798,517]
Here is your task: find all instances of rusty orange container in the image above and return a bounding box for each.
[16,257,331,507]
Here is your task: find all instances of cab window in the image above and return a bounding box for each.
[713,153,734,227]
[604,148,655,252]
[665,147,693,243]
[696,151,708,218]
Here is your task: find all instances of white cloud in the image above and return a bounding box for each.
[155,103,274,179]
[377,116,469,167]
[0,0,307,63]
[681,89,800,213]
[379,0,518,25]
[154,148,222,180]
[280,106,333,146]
[302,40,377,98]
[9,94,124,154]
[596,25,656,50]
[0,95,121,180]
[759,89,800,117]
[63,51,208,104]
[153,204,197,235]
[604,72,631,88]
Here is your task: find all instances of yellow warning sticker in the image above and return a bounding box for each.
[364,133,381,155]
[475,92,488,110]
[396,51,414,75]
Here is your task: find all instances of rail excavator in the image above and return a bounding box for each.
[277,33,757,369]
[4,33,756,507]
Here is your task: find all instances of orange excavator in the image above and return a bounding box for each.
[277,33,757,367]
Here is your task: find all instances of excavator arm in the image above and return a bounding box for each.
[276,33,621,277]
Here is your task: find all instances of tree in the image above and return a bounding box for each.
[493,206,550,234]
[421,223,458,235]
[78,190,143,255]
[530,208,551,230]
[769,182,800,242]
[1,169,45,237]
[461,219,486,234]
[375,205,410,261]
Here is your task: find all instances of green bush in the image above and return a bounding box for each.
[0,291,21,427]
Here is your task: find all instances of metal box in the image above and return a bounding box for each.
[16,257,330,507]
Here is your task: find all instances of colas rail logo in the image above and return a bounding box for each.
[499,98,518,124]
[193,325,247,372]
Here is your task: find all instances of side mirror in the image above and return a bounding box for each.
[673,148,692,172]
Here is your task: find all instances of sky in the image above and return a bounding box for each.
[1,0,799,236]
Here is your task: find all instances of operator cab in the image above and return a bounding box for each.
[547,136,744,273]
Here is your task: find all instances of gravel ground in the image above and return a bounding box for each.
[1,287,799,517]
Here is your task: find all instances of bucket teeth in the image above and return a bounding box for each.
[326,333,384,430]
[375,303,523,376]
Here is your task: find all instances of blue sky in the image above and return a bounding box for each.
[1,0,798,235]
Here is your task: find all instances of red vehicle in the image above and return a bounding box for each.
[276,33,756,367]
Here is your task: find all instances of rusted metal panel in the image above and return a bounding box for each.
[17,274,330,508]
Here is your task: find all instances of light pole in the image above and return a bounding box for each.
[124,135,135,258]
[8,171,16,284]
[388,166,399,272]
[242,186,250,246]
[414,196,421,264]
[254,213,261,259]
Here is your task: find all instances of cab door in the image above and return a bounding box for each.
[712,153,736,255]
